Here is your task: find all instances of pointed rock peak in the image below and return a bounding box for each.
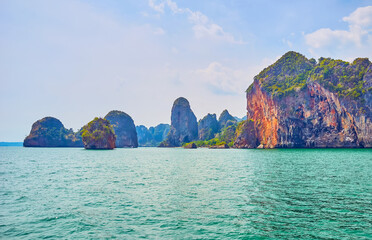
[173,97,190,107]
[160,97,198,147]
[218,110,237,130]
[218,110,233,121]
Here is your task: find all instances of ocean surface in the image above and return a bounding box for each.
[1,147,371,239]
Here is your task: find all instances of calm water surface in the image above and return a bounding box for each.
[1,147,371,239]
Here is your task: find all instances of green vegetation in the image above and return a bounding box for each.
[81,117,115,146]
[184,138,227,148]
[252,51,314,97]
[250,51,371,101]
[308,57,370,101]
[186,120,241,148]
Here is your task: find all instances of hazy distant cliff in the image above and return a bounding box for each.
[235,51,372,148]
[136,124,170,147]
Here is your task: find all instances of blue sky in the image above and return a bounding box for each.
[1,0,372,141]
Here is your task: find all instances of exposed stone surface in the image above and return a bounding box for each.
[136,125,153,147]
[159,97,198,147]
[105,110,138,148]
[218,110,237,130]
[81,118,116,149]
[183,142,197,149]
[24,117,83,147]
[149,124,170,143]
[234,120,258,148]
[236,51,372,148]
[136,124,170,147]
[198,113,219,140]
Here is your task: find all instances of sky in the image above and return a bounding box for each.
[1,0,372,141]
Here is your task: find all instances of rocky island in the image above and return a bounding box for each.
[81,117,116,149]
[235,51,372,148]
[23,117,83,147]
[159,97,198,147]
[105,110,138,148]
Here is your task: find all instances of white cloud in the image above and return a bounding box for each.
[148,0,165,13]
[148,0,244,44]
[195,62,250,95]
[343,6,372,27]
[305,6,372,49]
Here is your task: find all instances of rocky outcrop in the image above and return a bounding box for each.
[184,142,197,149]
[136,124,170,147]
[136,125,153,147]
[218,110,237,130]
[24,117,83,147]
[105,110,138,148]
[234,120,258,148]
[236,51,372,148]
[159,97,198,147]
[198,113,219,140]
[81,118,116,149]
[149,124,170,143]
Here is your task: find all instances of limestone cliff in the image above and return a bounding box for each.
[198,113,219,141]
[159,97,198,147]
[218,110,237,130]
[136,124,170,147]
[236,51,372,148]
[23,117,83,147]
[105,110,138,148]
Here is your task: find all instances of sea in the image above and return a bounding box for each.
[1,147,371,239]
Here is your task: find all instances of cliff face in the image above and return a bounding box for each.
[159,97,198,147]
[237,51,372,148]
[105,110,138,148]
[198,113,219,140]
[149,124,170,143]
[136,125,153,147]
[234,120,258,148]
[136,124,170,147]
[218,110,237,130]
[81,118,116,149]
[23,117,83,147]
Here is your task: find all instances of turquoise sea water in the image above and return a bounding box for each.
[1,147,371,239]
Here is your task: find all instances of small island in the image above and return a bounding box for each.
[81,118,116,150]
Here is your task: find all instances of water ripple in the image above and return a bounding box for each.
[0,147,371,239]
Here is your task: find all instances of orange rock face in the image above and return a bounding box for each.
[238,51,372,148]
[245,80,366,148]
[247,80,279,148]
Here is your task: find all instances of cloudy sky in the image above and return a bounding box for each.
[1,0,372,141]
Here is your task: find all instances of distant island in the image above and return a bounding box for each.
[23,51,372,149]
